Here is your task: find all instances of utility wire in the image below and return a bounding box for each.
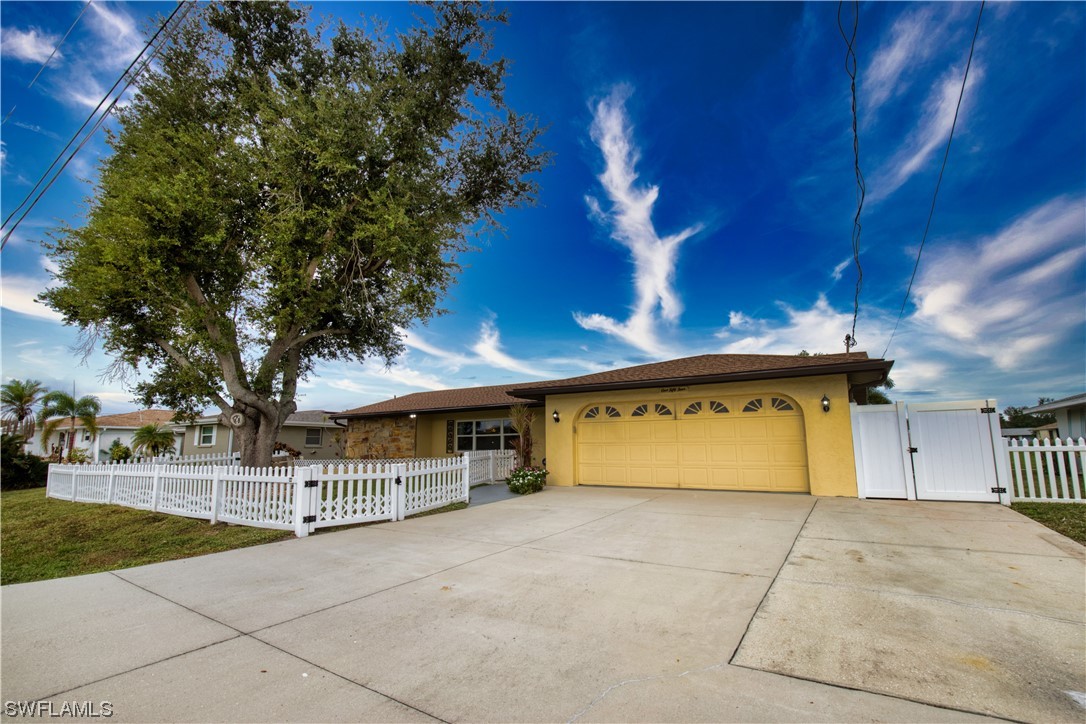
[2,1,92,126]
[0,1,189,250]
[882,0,985,359]
[838,0,865,355]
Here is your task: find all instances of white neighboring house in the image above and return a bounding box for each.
[1023,393,1086,440]
[170,410,344,459]
[37,409,182,462]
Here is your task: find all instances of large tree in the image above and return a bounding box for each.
[43,2,548,466]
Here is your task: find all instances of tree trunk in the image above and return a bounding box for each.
[67,418,76,461]
[235,413,281,467]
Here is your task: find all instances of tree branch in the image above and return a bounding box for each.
[152,337,233,412]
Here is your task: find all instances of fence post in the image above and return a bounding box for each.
[46,463,53,498]
[71,467,79,502]
[107,465,116,504]
[488,450,496,484]
[293,466,313,537]
[395,463,407,521]
[210,466,224,524]
[462,452,471,503]
[151,464,162,512]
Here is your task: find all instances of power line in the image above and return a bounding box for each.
[838,0,864,355]
[882,1,985,359]
[2,1,92,127]
[0,1,190,250]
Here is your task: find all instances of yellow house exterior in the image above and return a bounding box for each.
[336,353,892,498]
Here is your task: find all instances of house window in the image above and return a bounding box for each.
[709,401,729,414]
[584,407,600,419]
[743,399,763,413]
[655,404,673,417]
[605,405,621,418]
[683,402,702,416]
[305,428,323,447]
[198,425,215,446]
[455,418,518,451]
[631,404,649,417]
[771,397,794,412]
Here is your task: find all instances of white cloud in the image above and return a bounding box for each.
[401,328,473,370]
[573,85,703,357]
[0,274,64,322]
[13,120,63,141]
[862,7,945,116]
[0,27,61,64]
[718,295,856,356]
[912,195,1086,370]
[831,257,851,282]
[471,320,548,378]
[869,63,983,203]
[85,1,143,69]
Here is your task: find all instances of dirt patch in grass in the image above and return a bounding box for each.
[1,488,293,585]
[1011,501,1086,546]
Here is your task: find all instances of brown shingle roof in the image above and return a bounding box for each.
[55,409,177,429]
[337,383,537,419]
[336,353,892,418]
[509,352,887,397]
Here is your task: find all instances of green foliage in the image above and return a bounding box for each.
[1001,398,1056,429]
[41,1,549,466]
[108,439,133,462]
[508,403,535,468]
[66,447,91,464]
[506,465,548,495]
[1012,502,1086,546]
[1,434,49,490]
[2,379,47,438]
[36,390,101,458]
[131,423,177,457]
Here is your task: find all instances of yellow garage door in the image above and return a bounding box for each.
[576,396,809,492]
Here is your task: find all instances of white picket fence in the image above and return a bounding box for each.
[45,452,507,536]
[1005,437,1086,503]
[465,450,517,485]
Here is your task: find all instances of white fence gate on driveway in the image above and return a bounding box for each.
[851,399,1011,504]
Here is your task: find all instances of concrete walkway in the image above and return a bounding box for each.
[2,487,1083,722]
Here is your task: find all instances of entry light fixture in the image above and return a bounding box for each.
[552,410,560,423]
[409,413,417,419]
[821,395,830,413]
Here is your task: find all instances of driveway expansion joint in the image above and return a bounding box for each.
[799,533,1084,559]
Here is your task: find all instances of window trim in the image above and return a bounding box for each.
[197,424,216,447]
[304,427,323,447]
[454,417,518,452]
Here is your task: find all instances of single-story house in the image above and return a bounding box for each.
[999,427,1037,441]
[335,352,893,497]
[170,410,344,459]
[1023,393,1086,440]
[37,409,184,462]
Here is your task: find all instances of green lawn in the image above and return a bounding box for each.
[1011,501,1086,546]
[1,488,293,585]
[2,489,472,586]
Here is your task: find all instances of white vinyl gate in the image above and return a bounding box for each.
[850,399,1010,504]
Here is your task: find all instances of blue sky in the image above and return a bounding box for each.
[2,1,1084,415]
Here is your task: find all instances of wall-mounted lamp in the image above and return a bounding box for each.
[409,413,417,419]
[552,410,560,423]
[821,395,831,413]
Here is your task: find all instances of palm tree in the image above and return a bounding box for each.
[1,379,47,438]
[131,423,177,458]
[37,390,101,461]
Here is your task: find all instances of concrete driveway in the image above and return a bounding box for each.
[2,487,1083,723]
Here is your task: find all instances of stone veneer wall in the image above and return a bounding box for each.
[345,416,417,459]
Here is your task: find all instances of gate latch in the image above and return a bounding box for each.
[991,487,1007,494]
[907,447,918,454]
[302,515,317,524]
[304,480,319,488]
[980,407,996,414]
[395,476,403,486]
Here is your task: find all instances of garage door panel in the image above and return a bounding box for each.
[576,396,809,493]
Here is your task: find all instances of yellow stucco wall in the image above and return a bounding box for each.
[412,409,547,463]
[542,374,858,497]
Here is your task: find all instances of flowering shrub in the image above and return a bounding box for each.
[506,465,548,495]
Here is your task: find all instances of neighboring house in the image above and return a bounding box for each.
[37,409,182,462]
[1023,394,1086,440]
[335,352,893,498]
[170,410,344,459]
[999,427,1037,441]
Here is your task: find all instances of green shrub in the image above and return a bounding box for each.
[108,439,132,462]
[506,465,548,495]
[66,447,91,464]
[1,434,49,490]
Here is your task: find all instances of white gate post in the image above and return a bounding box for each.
[106,466,116,504]
[462,452,471,503]
[210,466,224,524]
[46,464,54,498]
[71,467,80,502]
[395,463,407,521]
[985,398,1012,506]
[896,402,917,501]
[488,450,496,483]
[293,466,313,537]
[151,464,162,512]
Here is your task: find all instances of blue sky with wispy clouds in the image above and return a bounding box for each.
[2,1,1083,415]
